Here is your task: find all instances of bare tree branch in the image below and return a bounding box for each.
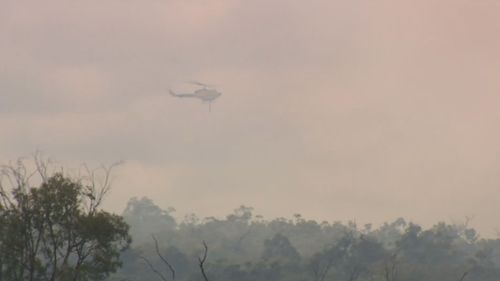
[198,241,210,281]
[139,255,169,281]
[78,161,123,214]
[33,150,51,183]
[152,235,175,281]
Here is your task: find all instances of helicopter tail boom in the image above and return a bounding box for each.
[169,90,195,98]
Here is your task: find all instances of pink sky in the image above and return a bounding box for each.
[1,0,500,235]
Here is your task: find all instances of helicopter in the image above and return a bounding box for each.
[169,81,222,112]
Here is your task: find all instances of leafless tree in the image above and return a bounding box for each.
[458,271,468,281]
[142,239,212,281]
[198,241,210,281]
[0,152,121,213]
[138,234,177,281]
[139,256,169,281]
[152,235,176,281]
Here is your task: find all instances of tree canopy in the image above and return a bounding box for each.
[111,198,500,281]
[0,158,131,281]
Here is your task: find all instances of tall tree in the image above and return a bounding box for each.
[0,156,131,281]
[122,197,176,244]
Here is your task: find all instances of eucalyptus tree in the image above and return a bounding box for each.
[0,156,131,281]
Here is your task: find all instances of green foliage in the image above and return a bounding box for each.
[0,173,131,281]
[111,197,500,281]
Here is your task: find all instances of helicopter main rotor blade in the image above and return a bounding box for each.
[188,80,216,88]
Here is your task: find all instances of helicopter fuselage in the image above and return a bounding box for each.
[170,86,222,112]
[170,88,221,102]
[193,88,222,102]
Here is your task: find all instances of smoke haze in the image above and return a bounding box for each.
[1,0,500,234]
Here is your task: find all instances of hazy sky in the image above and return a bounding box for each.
[2,0,500,235]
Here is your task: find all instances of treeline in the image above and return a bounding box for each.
[0,159,131,281]
[110,197,500,281]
